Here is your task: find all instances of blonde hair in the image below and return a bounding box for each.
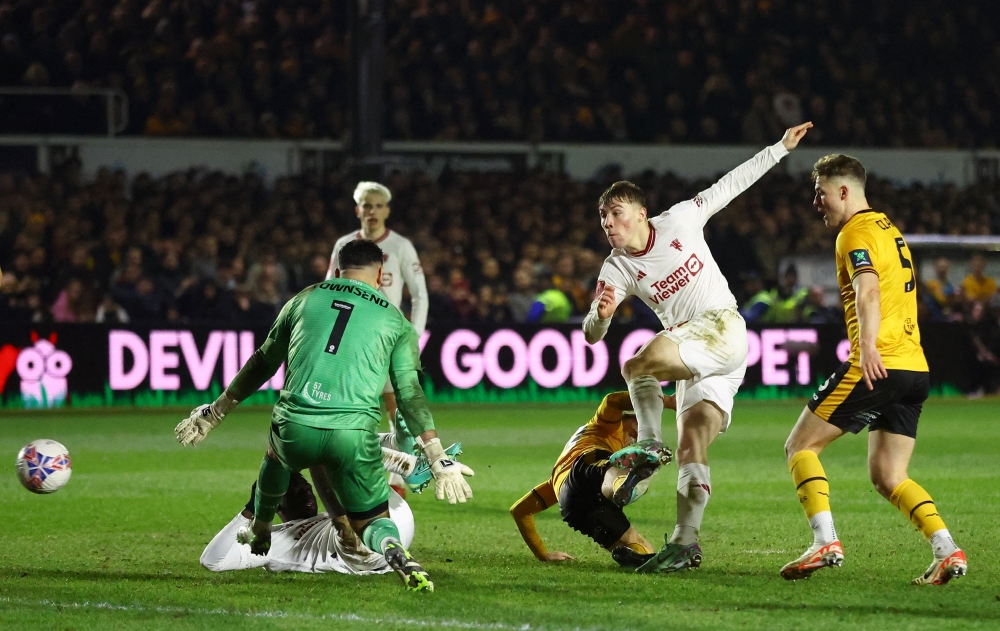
[353,181,392,205]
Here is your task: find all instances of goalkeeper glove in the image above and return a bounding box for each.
[174,393,238,446]
[418,437,474,504]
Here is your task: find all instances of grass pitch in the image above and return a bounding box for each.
[0,398,997,630]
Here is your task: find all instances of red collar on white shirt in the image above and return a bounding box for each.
[627,221,655,257]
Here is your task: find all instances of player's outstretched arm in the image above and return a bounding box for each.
[389,327,474,503]
[510,481,572,562]
[685,122,813,223]
[175,304,291,447]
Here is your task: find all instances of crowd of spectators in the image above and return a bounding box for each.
[1,1,998,146]
[2,161,998,335]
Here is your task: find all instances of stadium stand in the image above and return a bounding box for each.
[1,1,997,145]
[1,163,997,326]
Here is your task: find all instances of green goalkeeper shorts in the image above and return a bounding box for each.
[268,417,389,519]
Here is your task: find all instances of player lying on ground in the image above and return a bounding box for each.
[201,472,414,574]
[583,123,813,573]
[781,154,966,585]
[176,240,472,592]
[326,182,429,496]
[202,432,464,574]
[510,392,675,568]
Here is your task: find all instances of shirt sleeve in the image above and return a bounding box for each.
[582,260,631,343]
[665,142,788,228]
[399,240,428,335]
[388,323,435,435]
[836,228,879,281]
[595,391,633,425]
[226,297,293,400]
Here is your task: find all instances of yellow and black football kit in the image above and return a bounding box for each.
[808,210,929,438]
[510,392,634,553]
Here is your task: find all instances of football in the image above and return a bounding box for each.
[15,439,72,494]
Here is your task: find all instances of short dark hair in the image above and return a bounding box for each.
[278,472,317,522]
[812,154,867,188]
[338,239,384,270]
[598,181,645,210]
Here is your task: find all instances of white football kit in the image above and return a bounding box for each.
[327,230,428,335]
[583,141,790,427]
[200,490,414,574]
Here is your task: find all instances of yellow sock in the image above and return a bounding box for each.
[627,541,653,555]
[789,450,831,518]
[890,479,947,538]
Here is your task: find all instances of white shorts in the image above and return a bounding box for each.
[660,308,748,431]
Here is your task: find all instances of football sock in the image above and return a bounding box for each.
[253,453,290,526]
[362,517,402,554]
[789,450,838,545]
[929,529,959,560]
[379,432,398,450]
[627,375,664,442]
[381,447,417,476]
[670,463,710,545]
[889,479,954,557]
[627,540,654,555]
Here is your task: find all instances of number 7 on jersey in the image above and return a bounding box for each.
[325,301,355,354]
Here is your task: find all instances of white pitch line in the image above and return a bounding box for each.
[0,597,608,631]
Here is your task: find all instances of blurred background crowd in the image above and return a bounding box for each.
[1,162,997,332]
[1,0,998,145]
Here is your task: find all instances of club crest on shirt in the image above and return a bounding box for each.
[849,249,873,269]
[670,239,683,251]
[693,195,704,207]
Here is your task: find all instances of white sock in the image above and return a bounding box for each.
[388,471,407,488]
[378,432,398,450]
[929,529,959,560]
[670,463,711,545]
[381,448,417,477]
[627,376,664,442]
[809,511,838,546]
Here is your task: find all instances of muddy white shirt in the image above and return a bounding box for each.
[326,229,428,334]
[583,142,789,341]
[200,493,414,574]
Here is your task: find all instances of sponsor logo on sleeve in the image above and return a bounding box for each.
[849,249,873,270]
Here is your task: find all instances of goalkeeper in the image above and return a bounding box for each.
[176,240,473,593]
[510,392,673,567]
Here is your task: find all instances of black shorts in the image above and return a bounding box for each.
[808,361,929,438]
[558,450,631,548]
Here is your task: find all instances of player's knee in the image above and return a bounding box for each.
[783,437,802,461]
[621,355,644,381]
[869,467,903,499]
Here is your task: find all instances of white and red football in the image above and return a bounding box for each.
[16,439,72,494]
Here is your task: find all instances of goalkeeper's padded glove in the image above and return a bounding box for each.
[174,393,239,446]
[418,437,474,504]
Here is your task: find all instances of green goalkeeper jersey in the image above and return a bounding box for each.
[227,278,434,434]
